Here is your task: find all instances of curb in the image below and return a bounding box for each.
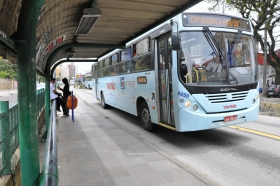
[259,102,280,117]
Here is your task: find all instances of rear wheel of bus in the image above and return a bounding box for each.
[101,92,109,109]
[140,102,157,132]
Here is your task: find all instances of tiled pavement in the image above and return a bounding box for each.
[48,98,209,186]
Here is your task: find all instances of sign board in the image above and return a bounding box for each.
[182,13,251,31]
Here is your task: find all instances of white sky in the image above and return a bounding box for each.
[186,1,240,16]
[64,62,95,74]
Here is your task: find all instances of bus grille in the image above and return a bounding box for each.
[205,91,249,103]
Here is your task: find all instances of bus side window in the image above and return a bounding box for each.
[126,60,132,73]
[119,61,127,74]
[142,53,151,69]
[110,65,115,75]
[114,64,119,75]
[132,56,142,72]
[131,53,151,72]
[103,67,109,77]
[98,69,103,77]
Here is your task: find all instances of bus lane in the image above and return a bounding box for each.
[73,88,280,186]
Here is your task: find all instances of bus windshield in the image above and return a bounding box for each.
[84,76,92,81]
[178,31,257,86]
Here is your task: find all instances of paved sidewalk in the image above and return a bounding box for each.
[53,97,209,186]
[0,89,18,97]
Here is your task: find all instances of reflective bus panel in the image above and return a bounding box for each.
[92,12,259,132]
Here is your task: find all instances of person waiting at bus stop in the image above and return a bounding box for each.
[50,78,69,116]
[58,78,70,116]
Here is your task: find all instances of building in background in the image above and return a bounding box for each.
[67,62,76,78]
[258,53,276,88]
[55,67,60,78]
[56,64,69,78]
[75,65,78,77]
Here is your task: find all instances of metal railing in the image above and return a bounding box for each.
[0,88,45,176]
[37,88,46,118]
[0,102,19,176]
[39,100,58,185]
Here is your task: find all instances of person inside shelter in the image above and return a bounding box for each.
[50,78,69,116]
[58,78,70,116]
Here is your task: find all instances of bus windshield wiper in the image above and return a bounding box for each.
[203,27,223,63]
[231,29,242,54]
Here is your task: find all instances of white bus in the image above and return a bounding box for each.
[83,74,92,89]
[92,12,259,132]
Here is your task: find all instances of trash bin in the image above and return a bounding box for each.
[259,88,262,93]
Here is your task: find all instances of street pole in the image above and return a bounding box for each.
[262,21,268,97]
[16,0,45,185]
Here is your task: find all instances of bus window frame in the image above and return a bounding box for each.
[111,53,118,65]
[121,46,132,61]
[133,37,151,58]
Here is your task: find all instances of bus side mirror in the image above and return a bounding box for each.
[171,32,180,50]
[170,19,180,50]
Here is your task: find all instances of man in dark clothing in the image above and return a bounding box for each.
[58,78,70,116]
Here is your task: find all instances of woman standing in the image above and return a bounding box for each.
[59,78,70,116]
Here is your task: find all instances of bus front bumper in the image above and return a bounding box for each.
[176,101,259,132]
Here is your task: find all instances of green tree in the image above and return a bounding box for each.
[206,0,280,83]
[0,71,9,78]
[0,59,17,79]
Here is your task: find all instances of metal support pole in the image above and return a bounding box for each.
[16,0,45,185]
[0,101,11,173]
[262,22,268,97]
[72,91,74,122]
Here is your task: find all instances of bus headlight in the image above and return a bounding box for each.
[193,104,198,111]
[185,101,192,108]
[256,94,259,100]
[252,98,256,104]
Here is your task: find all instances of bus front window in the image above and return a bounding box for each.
[179,31,257,86]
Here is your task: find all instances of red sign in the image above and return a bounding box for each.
[46,35,66,52]
[106,82,115,90]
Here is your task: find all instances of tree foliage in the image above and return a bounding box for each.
[0,59,17,79]
[206,0,280,83]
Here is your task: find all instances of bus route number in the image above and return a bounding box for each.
[178,91,189,98]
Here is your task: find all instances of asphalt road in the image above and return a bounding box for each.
[73,88,280,186]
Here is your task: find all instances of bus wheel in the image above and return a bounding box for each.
[101,93,109,109]
[140,102,156,132]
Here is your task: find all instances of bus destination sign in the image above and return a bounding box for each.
[182,13,251,31]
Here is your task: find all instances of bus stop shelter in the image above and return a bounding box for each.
[0,0,200,185]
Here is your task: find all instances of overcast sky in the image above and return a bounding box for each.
[64,62,94,74]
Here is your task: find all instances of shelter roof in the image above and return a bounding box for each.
[0,0,200,74]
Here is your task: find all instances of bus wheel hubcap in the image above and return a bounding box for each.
[142,109,150,124]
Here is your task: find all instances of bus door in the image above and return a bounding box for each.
[92,65,98,98]
[158,35,174,126]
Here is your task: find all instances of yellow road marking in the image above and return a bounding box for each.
[158,123,176,131]
[229,126,280,140]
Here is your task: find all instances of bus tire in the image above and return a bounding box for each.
[140,102,156,132]
[101,92,109,109]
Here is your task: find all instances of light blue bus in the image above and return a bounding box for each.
[92,12,259,132]
[83,74,92,89]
